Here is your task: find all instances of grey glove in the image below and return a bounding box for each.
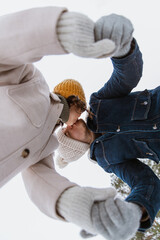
[57,186,142,240]
[91,197,142,240]
[57,12,116,58]
[80,230,96,238]
[95,14,134,57]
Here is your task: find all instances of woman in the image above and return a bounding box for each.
[0,7,140,240]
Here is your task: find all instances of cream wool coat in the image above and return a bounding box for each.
[0,7,76,219]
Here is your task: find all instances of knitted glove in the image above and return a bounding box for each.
[57,186,142,240]
[91,198,142,240]
[57,12,116,58]
[80,198,142,240]
[57,186,116,235]
[95,14,134,57]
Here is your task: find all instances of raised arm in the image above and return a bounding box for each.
[92,14,143,99]
[0,7,67,70]
[0,7,69,86]
[0,7,117,86]
[108,159,160,232]
[0,7,116,74]
[21,154,77,219]
[22,154,141,240]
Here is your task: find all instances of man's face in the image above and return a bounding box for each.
[63,119,89,143]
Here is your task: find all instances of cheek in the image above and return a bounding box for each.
[71,131,80,140]
[70,127,86,142]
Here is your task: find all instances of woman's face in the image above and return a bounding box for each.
[66,105,83,126]
[63,119,89,143]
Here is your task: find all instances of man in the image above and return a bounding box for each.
[56,14,160,235]
[0,7,141,240]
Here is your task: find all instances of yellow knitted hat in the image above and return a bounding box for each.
[53,79,86,105]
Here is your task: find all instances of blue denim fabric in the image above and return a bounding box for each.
[103,159,160,232]
[90,130,160,167]
[87,39,160,231]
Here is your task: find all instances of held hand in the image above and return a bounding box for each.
[95,14,134,57]
[57,12,116,58]
[56,186,117,236]
[91,198,142,240]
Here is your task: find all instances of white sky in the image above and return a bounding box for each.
[0,1,160,240]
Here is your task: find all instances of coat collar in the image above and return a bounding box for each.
[50,92,69,123]
[50,92,61,102]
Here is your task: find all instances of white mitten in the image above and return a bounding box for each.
[57,12,116,58]
[95,14,134,57]
[56,186,117,235]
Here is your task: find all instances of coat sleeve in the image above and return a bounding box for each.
[21,154,77,220]
[0,7,67,84]
[91,39,143,100]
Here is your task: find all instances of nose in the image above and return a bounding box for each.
[63,125,72,134]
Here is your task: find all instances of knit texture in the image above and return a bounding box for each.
[56,127,89,168]
[54,79,86,105]
[95,14,133,58]
[57,186,142,240]
[57,12,116,58]
[57,186,117,235]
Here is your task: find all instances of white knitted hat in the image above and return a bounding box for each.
[56,127,90,168]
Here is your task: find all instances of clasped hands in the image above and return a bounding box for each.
[57,12,134,58]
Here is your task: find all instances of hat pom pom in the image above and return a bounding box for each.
[56,155,69,169]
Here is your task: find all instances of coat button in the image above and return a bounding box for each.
[96,141,99,143]
[21,149,30,158]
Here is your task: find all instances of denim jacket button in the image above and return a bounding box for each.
[116,126,120,132]
[96,140,99,143]
[153,124,157,130]
[142,101,148,105]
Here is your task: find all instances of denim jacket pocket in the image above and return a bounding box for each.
[133,139,159,163]
[131,89,151,120]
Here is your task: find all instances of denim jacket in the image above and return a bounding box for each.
[87,39,160,231]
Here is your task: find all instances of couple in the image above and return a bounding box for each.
[0,6,158,240]
[56,14,160,236]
